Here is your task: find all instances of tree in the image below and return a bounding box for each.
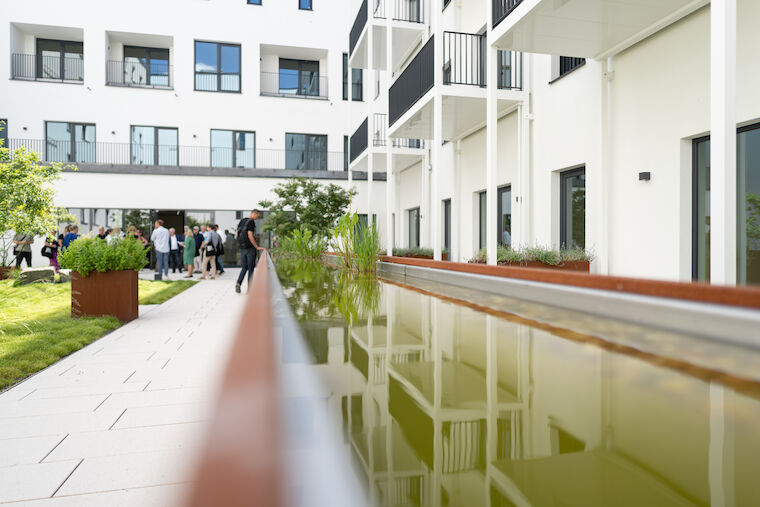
[259,178,356,239]
[0,138,74,266]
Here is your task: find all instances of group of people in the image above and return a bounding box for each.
[11,209,265,294]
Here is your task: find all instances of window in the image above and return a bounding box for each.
[285,133,327,170]
[342,53,348,101]
[693,123,760,285]
[279,58,320,96]
[498,186,512,246]
[123,46,170,87]
[210,130,255,168]
[408,208,420,248]
[0,119,7,148]
[560,168,586,249]
[299,0,312,9]
[443,199,451,254]
[558,56,585,78]
[36,39,83,81]
[130,126,178,166]
[352,67,363,101]
[479,191,487,250]
[247,0,262,4]
[194,41,241,92]
[45,122,95,163]
[344,135,349,171]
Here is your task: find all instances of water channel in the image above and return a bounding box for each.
[275,258,760,507]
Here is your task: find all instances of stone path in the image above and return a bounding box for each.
[0,270,247,506]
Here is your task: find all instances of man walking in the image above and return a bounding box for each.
[200,224,220,280]
[168,228,182,273]
[150,219,170,279]
[235,209,264,294]
[192,226,203,273]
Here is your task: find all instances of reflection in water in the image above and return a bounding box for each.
[276,261,760,507]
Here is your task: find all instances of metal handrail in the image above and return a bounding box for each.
[394,0,424,23]
[260,72,328,99]
[492,0,523,28]
[105,60,173,88]
[11,53,84,82]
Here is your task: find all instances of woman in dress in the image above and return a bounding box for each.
[181,226,196,278]
[44,230,61,272]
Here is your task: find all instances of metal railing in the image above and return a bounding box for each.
[11,53,84,82]
[373,0,386,18]
[559,56,586,77]
[106,60,172,88]
[6,139,346,172]
[497,50,523,90]
[394,0,424,23]
[373,114,424,149]
[389,35,434,126]
[350,118,369,163]
[493,0,523,28]
[260,72,328,99]
[350,0,369,56]
[443,31,486,87]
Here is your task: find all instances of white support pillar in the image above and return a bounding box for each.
[367,17,374,230]
[519,55,532,247]
[486,45,498,265]
[386,8,394,255]
[431,4,443,261]
[453,140,462,262]
[710,0,737,285]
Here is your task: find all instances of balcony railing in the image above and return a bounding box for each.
[6,139,345,172]
[106,60,173,89]
[497,50,523,90]
[11,53,84,82]
[394,0,424,23]
[389,35,434,126]
[350,0,369,56]
[443,32,486,87]
[373,114,424,149]
[350,118,369,163]
[260,72,328,99]
[493,0,523,28]
[373,0,386,18]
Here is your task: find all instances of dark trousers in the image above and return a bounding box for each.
[169,250,182,272]
[237,247,258,285]
[15,251,32,268]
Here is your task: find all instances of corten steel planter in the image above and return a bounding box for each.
[0,266,12,280]
[71,270,139,322]
[398,253,450,261]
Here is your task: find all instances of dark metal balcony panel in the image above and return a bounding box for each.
[443,32,486,87]
[105,60,173,89]
[389,35,434,126]
[350,117,369,163]
[11,53,84,82]
[493,0,523,28]
[350,0,369,56]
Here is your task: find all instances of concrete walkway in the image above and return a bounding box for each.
[0,270,247,506]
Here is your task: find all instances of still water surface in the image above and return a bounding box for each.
[276,260,760,507]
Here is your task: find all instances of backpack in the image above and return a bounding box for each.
[237,218,253,248]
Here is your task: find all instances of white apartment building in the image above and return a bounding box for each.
[348,0,760,286]
[1,0,388,265]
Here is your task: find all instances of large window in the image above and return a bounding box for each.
[560,168,586,249]
[408,208,420,248]
[498,186,512,246]
[352,67,363,101]
[123,46,170,87]
[479,191,487,250]
[45,122,95,163]
[194,41,241,92]
[693,123,760,285]
[285,133,327,170]
[343,53,349,101]
[36,39,83,81]
[299,0,312,9]
[279,59,320,96]
[443,199,451,254]
[130,126,178,166]
[211,130,255,168]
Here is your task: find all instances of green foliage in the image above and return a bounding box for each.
[124,209,152,233]
[331,271,381,324]
[353,221,381,274]
[277,226,327,260]
[259,178,355,240]
[747,193,760,243]
[331,212,358,270]
[469,245,594,265]
[392,247,434,257]
[59,237,148,277]
[523,246,561,266]
[0,143,75,266]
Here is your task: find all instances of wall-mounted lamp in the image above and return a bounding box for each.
[22,126,27,131]
[193,134,197,139]
[639,171,651,181]
[111,131,115,135]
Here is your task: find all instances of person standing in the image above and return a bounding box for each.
[107,227,122,244]
[213,224,225,275]
[235,209,264,294]
[150,219,170,278]
[13,232,34,268]
[181,226,196,278]
[192,226,203,273]
[168,228,182,273]
[62,225,79,250]
[200,225,220,280]
[44,230,61,272]
[97,226,107,240]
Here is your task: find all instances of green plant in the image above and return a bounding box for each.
[560,247,595,262]
[353,222,381,273]
[278,225,327,260]
[523,246,561,266]
[59,237,148,277]
[392,247,434,258]
[469,245,593,265]
[331,212,359,270]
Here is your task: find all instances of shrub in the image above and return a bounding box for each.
[331,212,381,273]
[469,245,593,266]
[278,226,326,260]
[59,237,148,277]
[523,246,561,266]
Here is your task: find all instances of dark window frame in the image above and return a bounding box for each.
[443,198,451,253]
[342,53,349,101]
[35,38,84,81]
[408,207,420,248]
[122,45,170,87]
[285,132,328,170]
[129,125,179,166]
[479,191,487,250]
[352,67,363,101]
[497,185,512,246]
[343,135,349,171]
[247,0,262,4]
[559,167,586,249]
[278,58,321,97]
[299,0,313,10]
[44,120,96,163]
[210,129,256,169]
[193,41,242,93]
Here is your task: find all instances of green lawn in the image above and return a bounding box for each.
[0,276,197,390]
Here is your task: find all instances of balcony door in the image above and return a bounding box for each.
[36,39,83,81]
[123,46,169,87]
[560,168,586,249]
[45,121,95,163]
[279,59,320,96]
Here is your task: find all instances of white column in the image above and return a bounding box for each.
[486,45,498,265]
[367,16,374,229]
[709,383,736,506]
[386,11,394,255]
[710,0,737,284]
[519,55,532,247]
[453,140,462,262]
[431,7,443,261]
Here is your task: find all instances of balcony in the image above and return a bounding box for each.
[490,0,708,59]
[349,114,424,174]
[11,53,83,83]
[389,34,525,141]
[260,71,328,99]
[105,60,173,89]
[350,118,369,164]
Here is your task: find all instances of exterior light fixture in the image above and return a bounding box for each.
[639,172,651,181]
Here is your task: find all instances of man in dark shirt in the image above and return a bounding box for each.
[235,209,264,294]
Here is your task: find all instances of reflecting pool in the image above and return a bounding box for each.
[275,259,760,507]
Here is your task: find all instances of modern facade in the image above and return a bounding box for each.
[347,0,760,286]
[2,0,387,264]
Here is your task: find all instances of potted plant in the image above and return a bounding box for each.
[469,245,593,272]
[60,237,148,322]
